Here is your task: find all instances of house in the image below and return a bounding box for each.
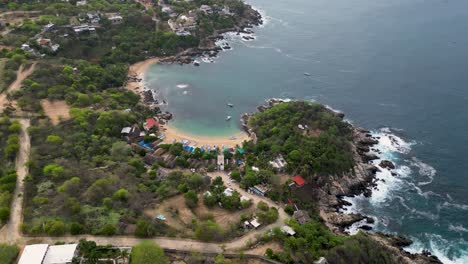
[292,175,305,187]
[240,195,250,203]
[18,244,49,264]
[251,166,259,172]
[144,118,159,130]
[249,218,261,228]
[44,22,55,32]
[248,185,268,196]
[73,25,96,34]
[43,244,78,264]
[281,225,296,236]
[199,5,213,14]
[269,154,287,172]
[217,154,224,171]
[223,187,233,197]
[293,210,311,225]
[109,15,123,25]
[86,12,100,24]
[221,6,233,16]
[314,257,328,264]
[76,0,87,6]
[18,244,78,264]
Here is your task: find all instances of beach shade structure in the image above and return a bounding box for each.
[292,175,306,187]
[237,148,245,154]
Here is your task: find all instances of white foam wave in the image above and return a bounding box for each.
[449,224,468,233]
[442,201,468,211]
[410,157,437,186]
[404,234,468,264]
[176,83,189,89]
[374,127,414,155]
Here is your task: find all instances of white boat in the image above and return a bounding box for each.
[227,103,234,107]
[226,116,232,121]
[193,60,200,66]
[304,72,311,76]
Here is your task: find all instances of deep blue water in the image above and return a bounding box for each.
[146,0,468,262]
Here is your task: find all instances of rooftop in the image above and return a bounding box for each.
[292,175,305,187]
[43,244,78,264]
[18,244,49,264]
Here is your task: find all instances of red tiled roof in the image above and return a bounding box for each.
[146,118,159,129]
[292,175,305,186]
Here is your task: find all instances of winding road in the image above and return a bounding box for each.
[0,120,288,254]
[0,62,37,112]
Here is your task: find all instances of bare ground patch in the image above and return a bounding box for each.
[245,241,283,256]
[40,100,71,125]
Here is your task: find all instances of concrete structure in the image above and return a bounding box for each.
[43,244,78,264]
[109,15,123,25]
[18,244,49,264]
[269,154,287,172]
[281,225,296,236]
[217,154,224,171]
[223,187,233,197]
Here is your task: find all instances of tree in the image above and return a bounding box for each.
[100,224,116,236]
[0,207,10,222]
[45,220,66,236]
[184,190,198,208]
[214,253,233,264]
[70,222,84,235]
[131,241,168,264]
[230,170,241,182]
[194,220,224,242]
[0,244,19,264]
[43,164,65,178]
[135,219,156,238]
[113,188,129,201]
[187,173,204,190]
[203,192,217,207]
[257,201,269,211]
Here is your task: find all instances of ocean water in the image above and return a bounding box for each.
[145,0,468,262]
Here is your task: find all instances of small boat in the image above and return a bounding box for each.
[227,103,234,107]
[226,116,232,121]
[193,60,200,66]
[304,72,311,76]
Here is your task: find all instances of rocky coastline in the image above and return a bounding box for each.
[159,5,263,65]
[241,98,441,264]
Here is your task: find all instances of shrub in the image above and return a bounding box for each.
[100,224,116,236]
[184,190,199,208]
[45,220,66,236]
[131,241,168,264]
[0,244,19,264]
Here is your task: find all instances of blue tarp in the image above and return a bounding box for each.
[138,141,154,151]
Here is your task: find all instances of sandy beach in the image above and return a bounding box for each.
[160,124,250,148]
[126,58,251,148]
[125,57,160,96]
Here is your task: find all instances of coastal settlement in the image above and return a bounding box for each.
[0,1,441,264]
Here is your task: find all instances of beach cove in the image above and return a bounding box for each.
[138,0,468,262]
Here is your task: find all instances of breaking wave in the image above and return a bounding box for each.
[405,234,468,264]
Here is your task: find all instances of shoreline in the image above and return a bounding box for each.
[160,123,250,148]
[125,57,159,98]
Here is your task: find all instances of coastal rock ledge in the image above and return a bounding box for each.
[243,98,441,264]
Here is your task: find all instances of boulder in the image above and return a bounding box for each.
[379,160,396,169]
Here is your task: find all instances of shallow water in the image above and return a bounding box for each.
[146,0,468,262]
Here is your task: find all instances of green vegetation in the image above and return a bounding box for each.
[247,101,354,177]
[0,244,19,264]
[77,239,131,264]
[130,241,168,264]
[0,117,21,225]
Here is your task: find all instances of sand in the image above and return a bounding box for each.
[40,100,71,125]
[126,57,251,148]
[160,124,250,148]
[125,57,159,96]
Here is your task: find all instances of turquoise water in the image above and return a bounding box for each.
[146,0,468,262]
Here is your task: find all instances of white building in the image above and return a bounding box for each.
[223,187,233,197]
[281,225,296,236]
[109,15,123,25]
[18,244,78,264]
[217,154,224,171]
[18,244,49,264]
[43,244,78,264]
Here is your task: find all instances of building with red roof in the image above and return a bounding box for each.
[292,175,305,187]
[145,118,159,130]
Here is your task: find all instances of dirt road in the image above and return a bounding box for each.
[0,119,30,243]
[0,123,288,254]
[0,63,37,112]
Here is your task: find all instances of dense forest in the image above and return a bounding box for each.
[247,101,355,177]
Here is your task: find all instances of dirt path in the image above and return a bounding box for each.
[0,123,287,255]
[0,63,37,112]
[0,119,30,243]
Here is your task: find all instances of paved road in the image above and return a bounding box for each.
[0,122,288,255]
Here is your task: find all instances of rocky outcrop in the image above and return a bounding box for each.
[380,160,396,169]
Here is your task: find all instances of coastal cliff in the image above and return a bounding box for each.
[241,99,441,264]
